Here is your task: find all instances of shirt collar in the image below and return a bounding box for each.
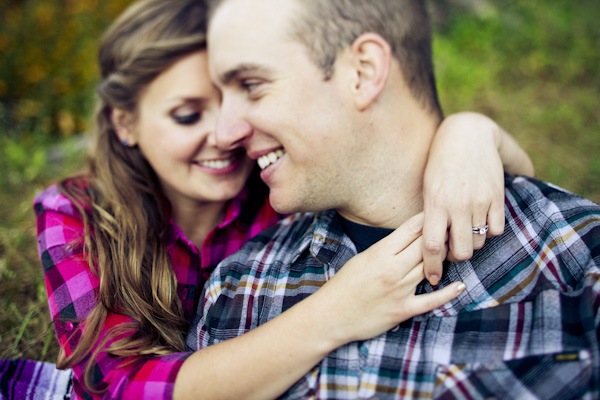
[289,210,358,269]
[164,185,251,253]
[219,185,246,229]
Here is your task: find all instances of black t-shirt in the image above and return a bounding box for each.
[338,215,394,253]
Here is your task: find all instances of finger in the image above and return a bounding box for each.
[391,238,425,279]
[403,261,427,286]
[471,211,489,251]
[422,206,449,286]
[410,282,466,315]
[486,196,505,237]
[373,213,424,255]
[472,232,486,251]
[448,209,474,261]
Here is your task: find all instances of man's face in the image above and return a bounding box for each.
[208,0,366,214]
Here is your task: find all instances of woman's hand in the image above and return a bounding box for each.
[422,112,534,285]
[178,214,465,400]
[313,213,465,346]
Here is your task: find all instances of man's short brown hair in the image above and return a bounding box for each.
[289,0,442,116]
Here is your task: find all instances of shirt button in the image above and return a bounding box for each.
[65,321,74,332]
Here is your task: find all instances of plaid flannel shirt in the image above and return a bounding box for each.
[191,175,600,399]
[34,178,279,400]
[0,359,73,399]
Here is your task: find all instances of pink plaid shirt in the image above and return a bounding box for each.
[34,177,279,399]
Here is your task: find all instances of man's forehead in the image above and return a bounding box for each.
[207,30,279,85]
[207,0,301,82]
[208,0,297,42]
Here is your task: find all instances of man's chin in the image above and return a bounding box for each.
[268,191,301,215]
[268,197,295,215]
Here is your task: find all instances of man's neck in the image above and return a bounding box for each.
[337,177,424,229]
[336,118,437,229]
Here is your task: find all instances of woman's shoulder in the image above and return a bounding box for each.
[33,176,92,218]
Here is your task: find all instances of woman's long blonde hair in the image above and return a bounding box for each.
[58,0,207,392]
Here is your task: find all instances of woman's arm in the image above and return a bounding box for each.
[494,120,535,177]
[175,213,464,400]
[422,111,534,284]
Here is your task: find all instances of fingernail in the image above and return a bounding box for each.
[455,283,466,293]
[428,274,440,286]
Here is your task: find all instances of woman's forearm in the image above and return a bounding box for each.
[495,122,535,177]
[444,111,535,176]
[174,291,340,400]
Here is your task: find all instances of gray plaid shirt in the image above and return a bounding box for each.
[188,175,600,399]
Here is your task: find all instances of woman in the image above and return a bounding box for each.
[33,0,533,399]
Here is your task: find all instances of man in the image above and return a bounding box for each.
[190,0,600,398]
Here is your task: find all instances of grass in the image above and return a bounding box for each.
[0,135,85,361]
[1,0,598,363]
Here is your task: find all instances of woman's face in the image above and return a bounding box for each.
[125,50,255,208]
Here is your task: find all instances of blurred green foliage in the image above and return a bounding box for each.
[432,0,600,202]
[0,0,599,362]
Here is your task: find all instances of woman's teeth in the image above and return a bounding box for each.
[200,159,233,169]
[258,150,285,170]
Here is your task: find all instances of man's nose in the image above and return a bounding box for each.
[215,97,253,151]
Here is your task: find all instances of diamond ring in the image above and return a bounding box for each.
[472,224,489,235]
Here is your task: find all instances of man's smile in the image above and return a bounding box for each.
[257,149,285,170]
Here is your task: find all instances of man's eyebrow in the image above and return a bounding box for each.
[219,63,272,85]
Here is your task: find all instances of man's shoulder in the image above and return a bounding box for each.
[503,174,600,262]
[505,174,600,219]
[438,176,600,315]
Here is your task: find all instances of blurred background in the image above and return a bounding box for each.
[1,0,598,362]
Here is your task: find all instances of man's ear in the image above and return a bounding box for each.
[349,33,392,111]
[111,108,137,146]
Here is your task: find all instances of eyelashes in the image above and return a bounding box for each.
[240,79,266,99]
[172,112,201,125]
[241,80,261,92]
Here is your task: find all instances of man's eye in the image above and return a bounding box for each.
[241,80,261,92]
[172,112,200,125]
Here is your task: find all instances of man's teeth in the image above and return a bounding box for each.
[258,150,285,170]
[200,159,233,169]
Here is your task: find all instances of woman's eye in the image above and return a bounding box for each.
[172,112,201,125]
